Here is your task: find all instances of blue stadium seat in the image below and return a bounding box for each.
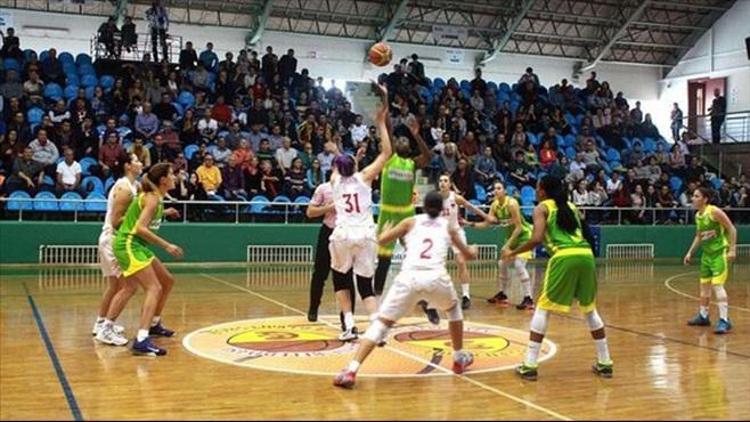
[27,107,45,125]
[58,52,75,64]
[99,75,115,91]
[81,74,98,88]
[66,73,79,87]
[498,82,510,93]
[606,148,621,162]
[42,175,55,186]
[82,176,104,194]
[670,176,683,193]
[63,62,77,78]
[184,144,199,160]
[506,184,518,197]
[711,177,723,190]
[643,137,656,154]
[475,184,487,203]
[294,196,310,204]
[563,134,576,148]
[75,53,93,67]
[79,157,97,176]
[520,185,536,204]
[486,81,497,92]
[85,192,108,212]
[565,146,577,160]
[64,85,79,101]
[104,177,115,194]
[250,195,271,214]
[3,58,20,73]
[33,192,58,212]
[466,199,482,219]
[59,192,84,212]
[527,132,540,146]
[7,191,32,211]
[43,83,63,101]
[208,193,225,201]
[78,64,96,77]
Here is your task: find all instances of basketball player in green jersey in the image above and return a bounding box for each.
[684,187,737,334]
[502,176,612,381]
[373,116,431,302]
[474,181,535,310]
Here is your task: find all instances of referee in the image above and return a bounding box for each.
[306,181,354,328]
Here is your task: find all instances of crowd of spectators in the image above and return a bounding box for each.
[0,27,747,224]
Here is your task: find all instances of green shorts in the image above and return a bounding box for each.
[700,251,728,285]
[538,247,597,313]
[113,234,155,278]
[376,205,415,257]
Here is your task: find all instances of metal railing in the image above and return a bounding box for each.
[682,110,750,143]
[2,197,749,225]
[90,32,183,63]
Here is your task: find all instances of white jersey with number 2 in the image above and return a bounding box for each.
[401,214,452,272]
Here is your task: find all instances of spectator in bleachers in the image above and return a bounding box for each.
[256,138,275,164]
[154,93,178,121]
[670,103,683,142]
[316,142,335,177]
[28,129,59,176]
[196,154,221,196]
[630,100,643,125]
[452,158,476,200]
[1,129,24,173]
[509,150,531,186]
[98,131,124,178]
[278,49,297,87]
[275,137,297,174]
[121,16,137,54]
[474,146,496,187]
[197,111,218,143]
[306,158,323,192]
[219,52,237,79]
[572,179,590,206]
[284,157,308,199]
[41,48,64,85]
[220,154,246,200]
[519,67,540,87]
[146,0,170,63]
[179,41,198,73]
[128,137,152,169]
[49,99,71,126]
[709,88,726,144]
[470,68,486,96]
[55,147,83,196]
[5,147,43,195]
[53,120,75,150]
[1,27,22,60]
[1,71,23,101]
[22,70,44,107]
[134,102,159,140]
[262,46,278,85]
[259,159,282,197]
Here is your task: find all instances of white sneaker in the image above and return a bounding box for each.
[95,326,129,346]
[92,321,125,336]
[338,328,358,342]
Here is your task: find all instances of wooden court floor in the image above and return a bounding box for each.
[1,262,749,421]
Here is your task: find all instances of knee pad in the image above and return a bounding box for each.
[584,309,605,331]
[446,303,463,322]
[529,309,550,335]
[362,319,389,344]
[332,271,353,292]
[356,275,375,299]
[713,285,728,302]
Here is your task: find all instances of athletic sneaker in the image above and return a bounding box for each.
[516,296,535,310]
[461,296,471,310]
[307,308,318,322]
[419,300,440,325]
[452,350,474,374]
[515,363,538,381]
[592,360,614,378]
[338,327,358,342]
[148,322,175,337]
[91,321,124,336]
[687,313,711,326]
[714,318,733,334]
[132,337,167,356]
[333,370,356,389]
[487,291,507,304]
[95,326,129,346]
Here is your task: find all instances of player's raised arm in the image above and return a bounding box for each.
[360,83,393,183]
[377,217,414,246]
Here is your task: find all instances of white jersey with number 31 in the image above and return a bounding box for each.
[401,214,452,272]
[333,173,373,227]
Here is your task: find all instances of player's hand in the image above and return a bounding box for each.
[166,243,184,259]
[683,253,692,265]
[727,249,736,263]
[163,207,180,219]
[500,247,514,262]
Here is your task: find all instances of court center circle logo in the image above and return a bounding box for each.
[183,316,557,377]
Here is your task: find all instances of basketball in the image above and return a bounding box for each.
[369,42,393,67]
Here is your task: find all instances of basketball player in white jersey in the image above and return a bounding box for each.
[438,173,489,309]
[333,191,478,388]
[93,154,142,346]
[329,82,392,341]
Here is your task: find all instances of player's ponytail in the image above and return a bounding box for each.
[423,190,443,219]
[695,186,715,205]
[540,175,577,234]
[333,154,355,177]
[141,162,171,193]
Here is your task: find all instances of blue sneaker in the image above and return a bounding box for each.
[714,318,732,334]
[132,337,167,356]
[687,313,711,326]
[149,322,175,337]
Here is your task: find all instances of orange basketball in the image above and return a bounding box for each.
[369,42,393,67]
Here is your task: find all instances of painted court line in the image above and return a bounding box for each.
[22,283,84,421]
[200,273,572,421]
[664,271,750,312]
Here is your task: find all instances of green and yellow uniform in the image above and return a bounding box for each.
[696,205,729,285]
[377,155,416,256]
[113,193,163,277]
[490,195,533,260]
[537,199,596,313]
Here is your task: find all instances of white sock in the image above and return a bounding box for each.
[151,316,161,327]
[137,329,149,342]
[699,306,709,318]
[521,279,532,298]
[347,360,361,373]
[718,302,728,320]
[594,338,611,363]
[461,283,470,298]
[344,312,354,330]
[103,318,114,328]
[96,316,105,323]
[525,340,542,366]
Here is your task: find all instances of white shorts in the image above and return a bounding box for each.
[98,230,122,278]
[378,270,458,322]
[451,228,467,255]
[329,225,377,278]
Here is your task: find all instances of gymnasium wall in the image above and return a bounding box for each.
[1,221,747,264]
